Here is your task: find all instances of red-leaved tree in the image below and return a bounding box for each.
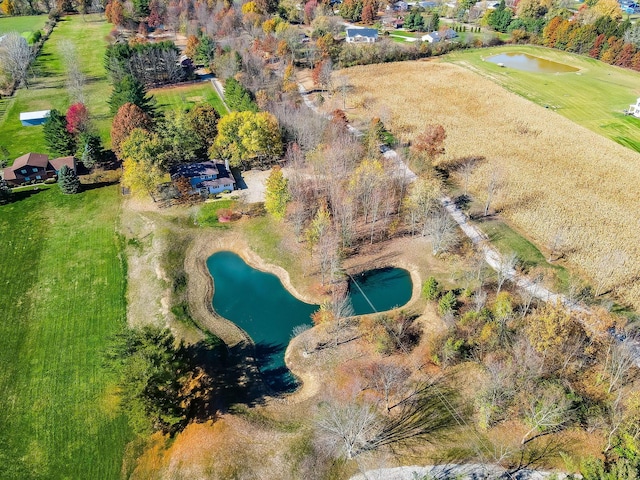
[66,103,90,136]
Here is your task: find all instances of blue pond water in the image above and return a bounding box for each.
[207,251,413,391]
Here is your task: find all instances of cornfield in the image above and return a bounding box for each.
[335,61,640,310]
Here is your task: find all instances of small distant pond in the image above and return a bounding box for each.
[486,52,579,73]
[206,251,413,391]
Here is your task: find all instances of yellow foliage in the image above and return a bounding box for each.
[242,1,261,14]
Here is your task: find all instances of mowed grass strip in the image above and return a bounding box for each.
[0,14,113,158]
[0,14,47,35]
[445,45,640,152]
[150,81,229,116]
[0,186,131,479]
[338,60,640,309]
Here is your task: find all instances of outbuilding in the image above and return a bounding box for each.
[19,110,51,127]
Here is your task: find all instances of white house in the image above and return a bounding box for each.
[628,98,640,118]
[421,31,441,43]
[345,28,378,43]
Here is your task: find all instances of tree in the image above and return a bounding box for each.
[111,102,154,157]
[43,109,76,157]
[105,0,125,25]
[422,276,440,300]
[105,326,212,435]
[224,78,258,112]
[210,111,282,169]
[488,0,513,33]
[59,40,86,103]
[411,124,446,165]
[0,32,33,89]
[0,180,11,204]
[108,74,155,115]
[57,165,81,194]
[265,166,290,220]
[120,128,167,200]
[483,167,502,217]
[521,383,572,444]
[66,103,90,136]
[496,251,518,293]
[186,103,220,149]
[423,206,458,255]
[76,132,103,169]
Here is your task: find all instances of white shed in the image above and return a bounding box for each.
[20,110,51,126]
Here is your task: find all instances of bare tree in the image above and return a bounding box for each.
[59,40,86,103]
[316,379,460,461]
[291,324,314,356]
[603,338,638,395]
[0,33,34,89]
[521,384,572,444]
[424,207,459,255]
[361,360,411,413]
[472,289,488,312]
[496,252,518,294]
[455,156,482,196]
[483,168,503,217]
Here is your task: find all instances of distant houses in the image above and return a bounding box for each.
[421,28,458,43]
[170,161,236,196]
[345,28,379,43]
[2,153,76,186]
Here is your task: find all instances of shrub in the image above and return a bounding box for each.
[438,291,457,316]
[422,276,440,300]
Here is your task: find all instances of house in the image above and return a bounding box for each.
[390,0,408,10]
[421,31,441,42]
[19,110,51,126]
[441,27,458,39]
[2,153,76,186]
[345,28,379,43]
[170,161,236,196]
[628,98,640,118]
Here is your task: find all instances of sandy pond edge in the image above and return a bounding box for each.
[184,231,423,403]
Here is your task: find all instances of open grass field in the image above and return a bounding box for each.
[337,59,640,310]
[0,14,47,35]
[150,81,229,116]
[0,185,131,478]
[445,45,640,153]
[0,14,113,159]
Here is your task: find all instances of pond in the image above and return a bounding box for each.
[206,251,413,392]
[486,52,579,73]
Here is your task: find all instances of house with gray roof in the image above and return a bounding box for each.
[170,161,236,196]
[345,28,379,43]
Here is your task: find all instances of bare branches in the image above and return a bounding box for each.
[59,40,86,103]
[0,33,34,90]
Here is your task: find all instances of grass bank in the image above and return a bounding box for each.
[445,45,640,153]
[150,81,229,116]
[0,14,113,159]
[0,185,131,479]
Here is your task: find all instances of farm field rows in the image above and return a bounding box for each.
[445,45,640,152]
[0,185,131,479]
[337,58,640,310]
[150,81,229,115]
[0,14,113,159]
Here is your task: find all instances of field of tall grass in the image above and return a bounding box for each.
[337,60,640,310]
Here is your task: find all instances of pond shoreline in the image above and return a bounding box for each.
[184,230,423,403]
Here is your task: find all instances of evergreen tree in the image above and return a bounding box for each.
[265,166,290,219]
[0,180,11,204]
[224,78,258,112]
[43,109,76,157]
[58,165,81,194]
[76,132,103,169]
[108,74,155,115]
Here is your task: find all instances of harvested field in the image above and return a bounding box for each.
[335,61,640,310]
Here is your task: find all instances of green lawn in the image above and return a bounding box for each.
[0,185,131,479]
[445,45,640,153]
[0,14,113,159]
[474,217,570,289]
[0,14,47,35]
[150,81,229,116]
